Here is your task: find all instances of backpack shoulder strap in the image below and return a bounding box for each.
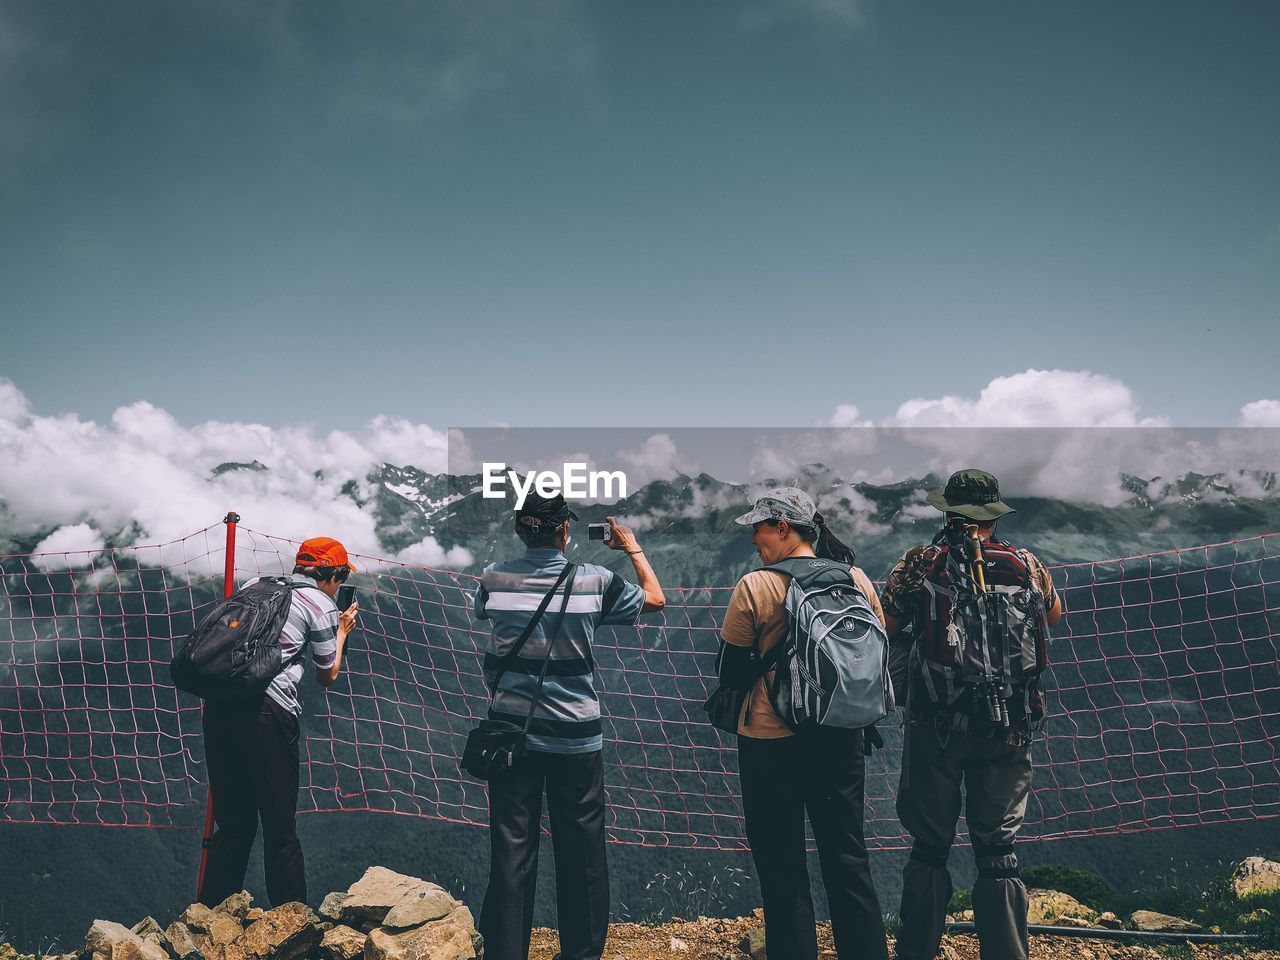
[763,556,850,586]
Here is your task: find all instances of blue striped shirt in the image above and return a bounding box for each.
[242,574,339,716]
[474,549,646,755]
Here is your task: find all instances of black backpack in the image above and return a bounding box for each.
[170,577,319,701]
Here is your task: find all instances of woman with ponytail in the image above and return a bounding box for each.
[716,487,889,960]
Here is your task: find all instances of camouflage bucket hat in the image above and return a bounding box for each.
[734,486,818,527]
[925,468,1015,523]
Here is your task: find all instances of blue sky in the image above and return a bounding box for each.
[2,0,1278,429]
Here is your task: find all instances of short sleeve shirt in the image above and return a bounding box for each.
[241,574,340,717]
[473,548,647,754]
[720,564,886,740]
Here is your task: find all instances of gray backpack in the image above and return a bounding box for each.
[764,557,894,732]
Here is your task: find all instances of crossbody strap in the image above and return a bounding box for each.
[522,564,579,736]
[488,562,576,694]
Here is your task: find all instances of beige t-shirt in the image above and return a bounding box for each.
[720,565,886,739]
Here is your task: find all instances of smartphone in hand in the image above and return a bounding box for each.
[337,585,357,611]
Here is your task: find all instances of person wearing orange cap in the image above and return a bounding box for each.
[199,536,359,908]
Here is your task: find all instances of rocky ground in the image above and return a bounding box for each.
[529,918,1280,960]
[6,858,1279,960]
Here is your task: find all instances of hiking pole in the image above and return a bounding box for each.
[195,511,239,903]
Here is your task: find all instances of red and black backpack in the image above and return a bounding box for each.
[912,536,1050,722]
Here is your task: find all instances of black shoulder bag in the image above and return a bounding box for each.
[460,563,577,781]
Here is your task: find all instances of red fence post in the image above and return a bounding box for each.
[195,512,239,902]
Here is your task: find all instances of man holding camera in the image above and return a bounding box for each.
[881,470,1061,960]
[473,491,664,960]
[199,537,359,908]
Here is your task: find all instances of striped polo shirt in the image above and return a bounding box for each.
[242,574,340,716]
[474,548,646,755]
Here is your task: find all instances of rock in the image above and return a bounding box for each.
[214,892,253,922]
[1232,857,1280,899]
[1128,910,1202,933]
[382,887,457,930]
[243,911,263,925]
[714,922,727,934]
[1097,912,1122,929]
[163,923,202,960]
[1026,889,1099,926]
[319,894,350,924]
[130,921,164,942]
[343,868,435,925]
[178,907,242,948]
[221,903,321,960]
[319,927,367,960]
[1052,916,1095,928]
[668,938,688,953]
[955,910,974,922]
[738,928,766,960]
[362,906,477,960]
[85,922,169,960]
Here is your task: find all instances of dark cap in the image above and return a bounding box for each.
[925,468,1015,523]
[515,487,579,532]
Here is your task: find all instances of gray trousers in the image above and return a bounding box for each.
[895,715,1033,960]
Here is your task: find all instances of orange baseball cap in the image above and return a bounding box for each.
[295,537,358,571]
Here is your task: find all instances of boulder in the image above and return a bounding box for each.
[213,892,253,922]
[220,903,321,960]
[362,907,477,960]
[1051,916,1095,929]
[1128,910,1202,933]
[1026,890,1098,926]
[382,888,457,930]
[1232,857,1280,899]
[129,921,164,943]
[319,894,349,924]
[178,907,242,948]
[320,928,367,960]
[343,868,434,925]
[162,923,202,960]
[738,928,765,960]
[243,911,263,925]
[85,921,169,960]
[1097,912,1122,929]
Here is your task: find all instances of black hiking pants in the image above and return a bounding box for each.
[480,749,609,960]
[199,695,306,907]
[738,729,888,960]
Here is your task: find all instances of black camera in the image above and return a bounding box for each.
[587,523,612,542]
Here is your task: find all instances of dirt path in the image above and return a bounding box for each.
[528,918,1279,960]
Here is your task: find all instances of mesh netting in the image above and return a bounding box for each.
[2,524,1278,851]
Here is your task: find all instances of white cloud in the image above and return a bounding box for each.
[890,369,1169,428]
[615,433,698,487]
[823,404,872,429]
[1240,400,1280,427]
[394,537,474,569]
[0,381,453,562]
[0,378,30,422]
[30,523,106,571]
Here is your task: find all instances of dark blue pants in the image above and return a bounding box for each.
[480,750,609,960]
[739,730,888,960]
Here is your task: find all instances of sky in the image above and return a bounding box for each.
[3,1,1280,561]
[1,0,1278,432]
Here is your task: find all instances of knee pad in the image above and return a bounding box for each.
[909,839,952,868]
[973,841,1019,880]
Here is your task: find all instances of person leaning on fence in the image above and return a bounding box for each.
[199,537,359,908]
[472,490,664,960]
[881,469,1063,960]
[717,487,889,960]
